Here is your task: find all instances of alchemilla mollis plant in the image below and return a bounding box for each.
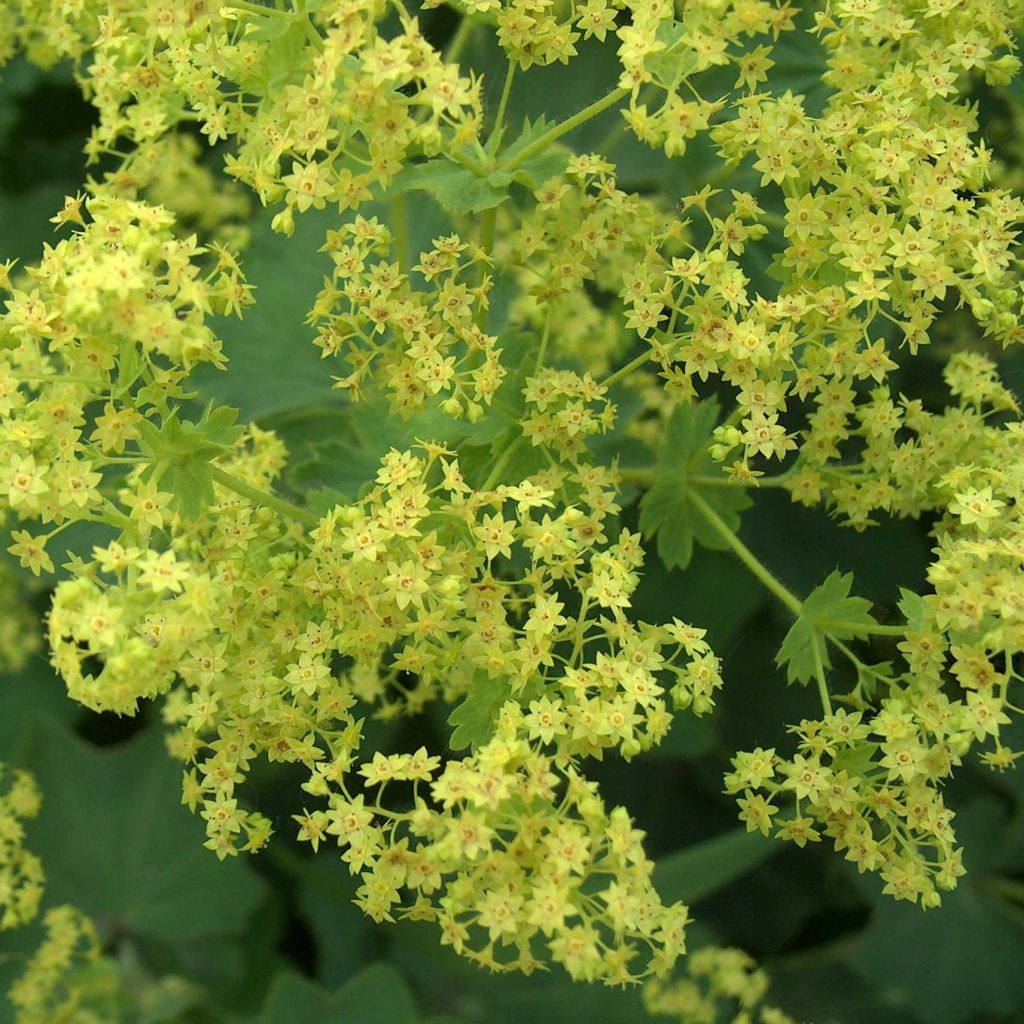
[1,0,1024,1021]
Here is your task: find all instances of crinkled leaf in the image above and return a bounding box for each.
[645,20,702,88]
[498,115,557,166]
[776,571,878,685]
[137,404,243,520]
[638,396,751,570]
[258,963,416,1024]
[831,741,879,778]
[248,18,313,91]
[851,880,1024,1024]
[502,117,572,190]
[510,149,571,191]
[22,719,268,946]
[447,672,512,752]
[397,158,510,215]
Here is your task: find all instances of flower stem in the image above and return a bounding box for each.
[819,618,906,637]
[210,466,319,528]
[499,87,630,173]
[474,207,497,330]
[487,61,517,156]
[599,350,652,390]
[391,192,408,277]
[443,14,476,66]
[811,638,832,716]
[686,487,803,616]
[482,436,525,491]
[620,468,794,489]
[221,0,289,16]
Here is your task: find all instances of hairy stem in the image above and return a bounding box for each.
[500,87,630,173]
[686,487,803,616]
[482,436,525,491]
[488,61,517,156]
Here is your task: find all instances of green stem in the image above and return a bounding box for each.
[94,455,148,466]
[222,0,289,16]
[819,619,905,637]
[474,206,497,330]
[686,487,803,616]
[620,468,794,489]
[593,84,655,156]
[811,637,832,716]
[447,148,489,177]
[535,309,551,372]
[487,61,516,156]
[443,14,476,66]
[570,593,590,668]
[599,350,652,390]
[13,373,104,386]
[391,193,409,277]
[482,436,525,491]
[210,466,319,528]
[300,13,324,49]
[499,87,630,173]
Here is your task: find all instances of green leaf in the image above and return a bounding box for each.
[258,963,416,1024]
[0,652,77,760]
[497,115,556,165]
[247,18,312,91]
[447,672,512,752]
[898,587,927,631]
[137,404,244,520]
[775,570,877,686]
[638,397,751,570]
[851,881,1024,1024]
[396,158,510,215]
[22,719,268,946]
[653,827,780,906]
[645,19,701,88]
[831,741,879,778]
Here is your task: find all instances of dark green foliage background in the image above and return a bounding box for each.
[3,21,1024,1024]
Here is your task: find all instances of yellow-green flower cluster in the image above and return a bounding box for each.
[0,191,249,574]
[303,712,691,983]
[311,218,504,416]
[156,440,718,867]
[6,905,114,1024]
[2,0,483,232]
[726,708,965,907]
[501,155,677,375]
[609,0,1024,490]
[0,764,43,930]
[644,945,797,1024]
[0,560,41,672]
[42,412,717,977]
[3,0,1024,994]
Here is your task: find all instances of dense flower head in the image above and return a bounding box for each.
[0,764,44,931]
[1,0,1024,1003]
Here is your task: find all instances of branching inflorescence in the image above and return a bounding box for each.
[0,0,1023,1017]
